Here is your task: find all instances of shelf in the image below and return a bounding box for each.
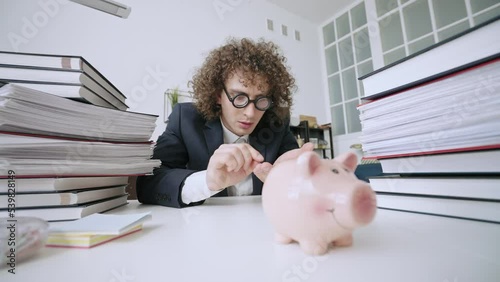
[290,120,334,159]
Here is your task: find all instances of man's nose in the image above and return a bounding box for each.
[243,102,257,117]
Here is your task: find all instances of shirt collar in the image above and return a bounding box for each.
[220,118,248,144]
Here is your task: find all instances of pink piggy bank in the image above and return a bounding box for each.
[262,151,377,255]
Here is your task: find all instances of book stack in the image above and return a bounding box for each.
[0,52,161,221]
[357,17,500,223]
[0,51,128,110]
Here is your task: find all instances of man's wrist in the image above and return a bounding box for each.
[182,171,223,204]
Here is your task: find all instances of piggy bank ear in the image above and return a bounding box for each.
[334,151,359,171]
[297,151,321,178]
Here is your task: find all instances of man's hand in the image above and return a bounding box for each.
[206,143,264,191]
[253,142,315,183]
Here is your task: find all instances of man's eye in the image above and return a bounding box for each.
[331,169,339,174]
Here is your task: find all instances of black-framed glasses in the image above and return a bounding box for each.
[223,86,273,111]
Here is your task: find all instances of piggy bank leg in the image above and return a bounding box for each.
[275,233,293,244]
[334,234,353,247]
[299,240,329,256]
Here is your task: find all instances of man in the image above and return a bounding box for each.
[136,38,313,208]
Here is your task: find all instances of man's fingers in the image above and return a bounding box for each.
[213,144,263,172]
[253,162,272,183]
[249,145,264,162]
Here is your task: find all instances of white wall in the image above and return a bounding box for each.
[0,0,328,140]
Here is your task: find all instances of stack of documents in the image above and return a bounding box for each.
[46,212,152,248]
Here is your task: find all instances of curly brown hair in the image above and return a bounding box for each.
[189,37,296,122]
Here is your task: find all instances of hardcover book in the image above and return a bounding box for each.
[5,80,118,110]
[369,175,500,200]
[0,67,128,110]
[0,185,127,208]
[375,149,500,174]
[0,176,128,193]
[376,194,500,224]
[0,51,126,103]
[359,16,500,98]
[0,194,129,221]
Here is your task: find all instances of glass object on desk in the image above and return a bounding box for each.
[1,217,49,267]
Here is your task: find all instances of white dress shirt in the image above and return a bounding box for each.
[181,119,254,204]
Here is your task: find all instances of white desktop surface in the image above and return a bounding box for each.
[3,196,500,282]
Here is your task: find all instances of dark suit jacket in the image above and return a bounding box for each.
[136,103,299,208]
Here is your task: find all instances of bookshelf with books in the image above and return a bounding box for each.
[290,120,334,159]
[0,53,160,221]
[357,17,500,224]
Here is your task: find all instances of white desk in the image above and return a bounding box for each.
[3,196,500,282]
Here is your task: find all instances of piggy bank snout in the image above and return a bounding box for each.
[333,182,377,229]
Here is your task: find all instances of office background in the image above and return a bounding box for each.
[1,0,498,155]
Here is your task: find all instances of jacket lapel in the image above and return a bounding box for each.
[249,133,267,195]
[203,119,268,196]
[204,119,223,156]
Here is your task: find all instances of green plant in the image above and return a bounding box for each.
[166,87,180,109]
